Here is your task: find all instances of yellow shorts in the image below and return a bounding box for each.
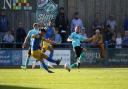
[43,45,52,51]
[43,41,51,50]
[31,50,47,61]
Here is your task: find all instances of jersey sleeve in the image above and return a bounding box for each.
[80,35,87,42]
[27,30,32,38]
[69,33,74,39]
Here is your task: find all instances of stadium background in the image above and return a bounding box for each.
[0,0,128,67]
[1,0,128,32]
[0,1,128,89]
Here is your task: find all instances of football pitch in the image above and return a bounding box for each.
[0,68,128,89]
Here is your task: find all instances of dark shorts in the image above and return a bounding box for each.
[28,47,31,55]
[74,46,83,58]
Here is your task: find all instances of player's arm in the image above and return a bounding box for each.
[67,37,72,42]
[31,34,39,38]
[85,37,93,42]
[80,35,88,42]
[67,33,73,42]
[22,35,29,48]
[43,39,54,44]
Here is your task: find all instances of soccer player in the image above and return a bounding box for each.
[21,23,39,69]
[67,26,87,70]
[31,28,61,73]
[42,20,55,67]
[86,29,105,63]
[32,21,55,69]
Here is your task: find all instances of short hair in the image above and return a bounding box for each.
[74,12,79,16]
[75,26,81,31]
[60,7,64,10]
[39,28,46,33]
[33,23,38,28]
[95,29,100,33]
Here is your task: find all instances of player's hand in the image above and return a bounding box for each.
[67,38,72,42]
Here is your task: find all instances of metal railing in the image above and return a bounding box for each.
[0,42,128,48]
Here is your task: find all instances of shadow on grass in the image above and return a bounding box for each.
[0,85,46,89]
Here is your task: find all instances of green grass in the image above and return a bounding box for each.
[0,68,128,89]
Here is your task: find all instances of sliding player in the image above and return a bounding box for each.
[31,28,61,73]
[42,20,55,67]
[32,21,55,69]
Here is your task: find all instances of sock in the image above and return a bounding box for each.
[24,56,30,67]
[40,62,43,69]
[49,50,53,59]
[70,62,78,68]
[79,52,86,62]
[40,61,49,72]
[47,57,57,64]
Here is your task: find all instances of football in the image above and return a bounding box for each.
[64,63,71,72]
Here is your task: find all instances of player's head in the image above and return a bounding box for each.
[75,26,81,33]
[60,7,64,14]
[39,28,46,36]
[48,20,53,26]
[33,23,39,29]
[74,12,79,19]
[95,29,100,35]
[38,22,45,29]
[55,27,59,34]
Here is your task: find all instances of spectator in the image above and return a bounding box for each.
[11,28,15,37]
[0,11,9,41]
[102,25,112,42]
[16,22,26,43]
[106,15,117,33]
[38,21,45,29]
[55,7,69,43]
[123,16,128,31]
[3,30,14,43]
[54,28,62,44]
[123,31,128,48]
[71,12,84,32]
[108,34,116,48]
[115,33,122,48]
[80,28,87,38]
[92,15,103,33]
[45,20,55,40]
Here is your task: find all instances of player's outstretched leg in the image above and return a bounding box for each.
[64,63,71,72]
[77,52,86,68]
[40,60,54,73]
[46,56,62,65]
[49,50,54,59]
[69,52,86,69]
[70,62,78,68]
[21,55,30,69]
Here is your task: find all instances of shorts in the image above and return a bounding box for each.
[74,46,83,58]
[28,47,31,55]
[43,45,53,52]
[31,50,43,61]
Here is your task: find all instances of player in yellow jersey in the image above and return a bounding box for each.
[31,28,61,73]
[42,20,55,67]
